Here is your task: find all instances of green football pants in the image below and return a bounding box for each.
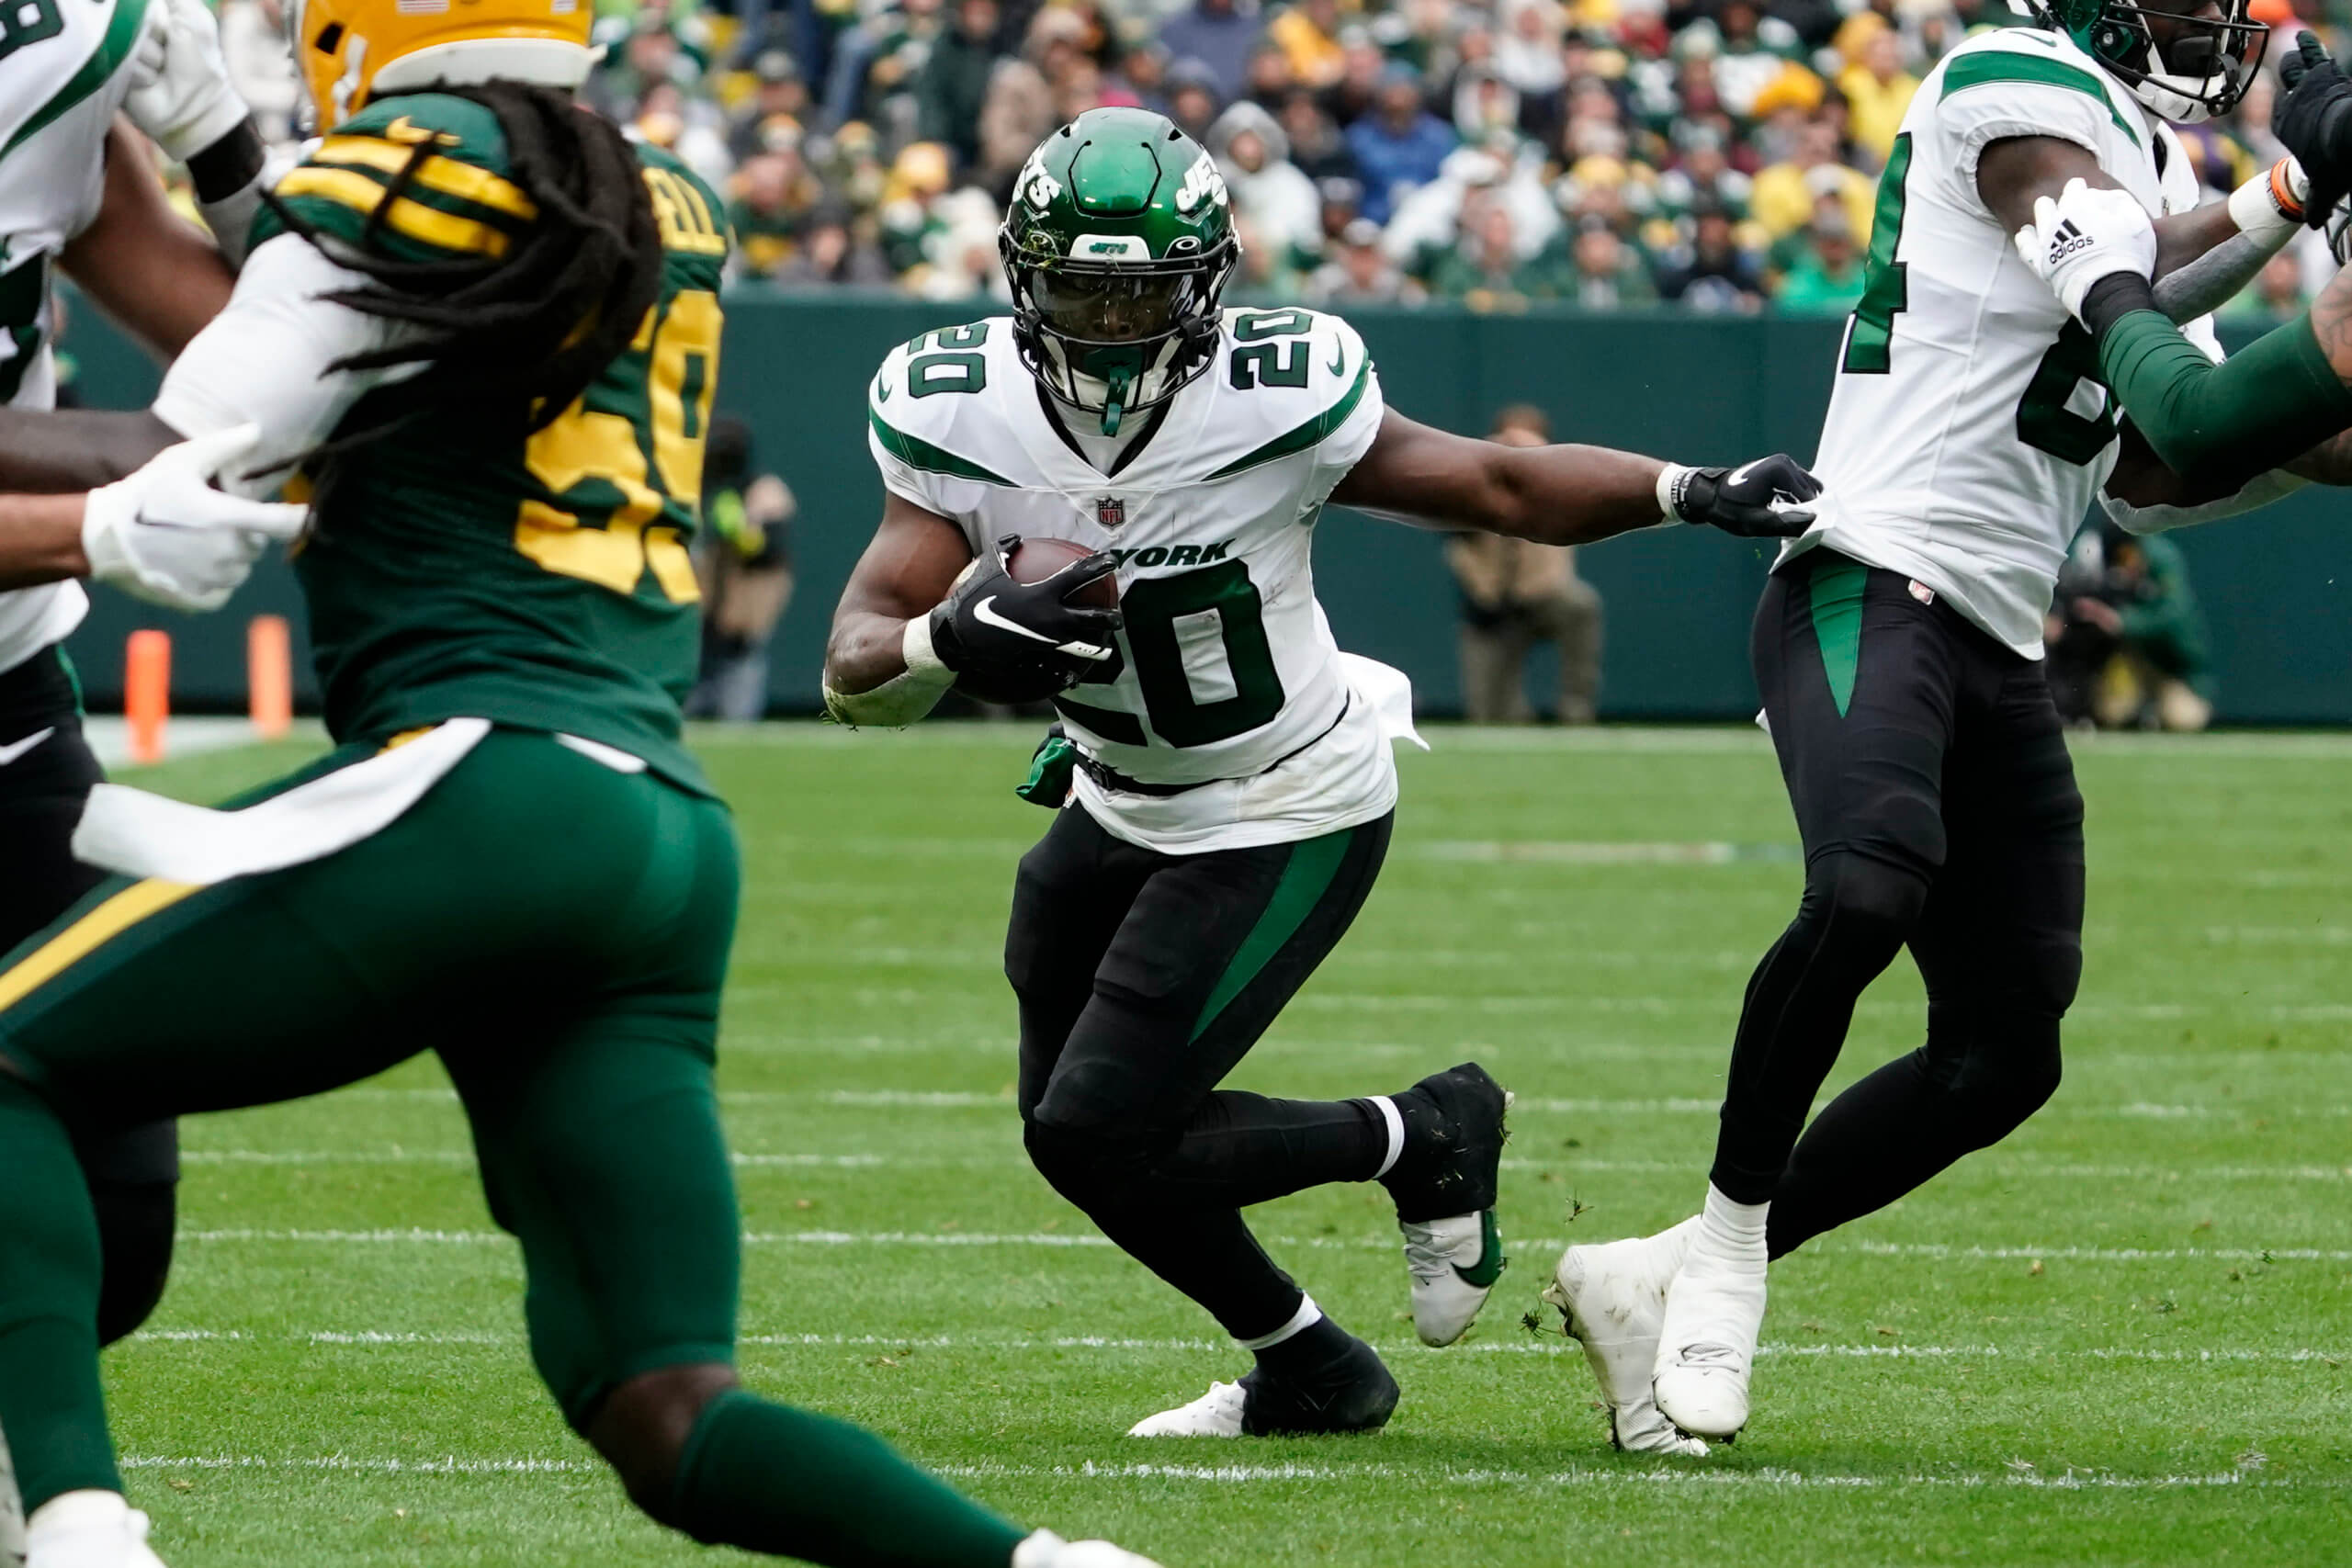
[0,727,743,1428]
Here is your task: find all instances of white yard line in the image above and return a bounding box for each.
[171,1228,2352,1262]
[123,1326,2348,1365]
[111,1451,2338,1491]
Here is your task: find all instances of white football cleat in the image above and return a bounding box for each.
[1402,1210,1506,1347]
[1125,1381,1246,1438]
[2,1427,25,1568]
[1542,1218,1707,1457]
[1651,1192,1770,1441]
[1013,1529,1165,1568]
[25,1492,167,1568]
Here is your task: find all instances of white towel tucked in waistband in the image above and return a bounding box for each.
[1336,652,1429,751]
[73,717,492,886]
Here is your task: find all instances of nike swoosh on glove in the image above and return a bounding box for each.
[2277,32,2352,230]
[83,425,311,613]
[2011,178,2157,321]
[927,535,1122,695]
[1661,453,1823,537]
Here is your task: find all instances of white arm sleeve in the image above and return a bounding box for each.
[2100,467,2308,535]
[152,233,422,496]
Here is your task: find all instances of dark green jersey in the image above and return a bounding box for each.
[251,94,731,795]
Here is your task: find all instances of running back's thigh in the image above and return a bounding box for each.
[1034,812,1392,1138]
[1005,805,1156,1117]
[1756,550,1963,875]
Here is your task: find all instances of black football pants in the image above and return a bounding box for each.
[0,648,176,1345]
[1714,550,2085,1258]
[1006,804,1392,1340]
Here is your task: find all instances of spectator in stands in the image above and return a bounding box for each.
[1773,210,1865,313]
[1566,218,1659,308]
[1493,0,1568,138]
[1429,200,1557,304]
[772,209,897,287]
[1167,62,1225,141]
[1347,64,1454,225]
[690,417,797,722]
[917,0,1002,173]
[1115,41,1173,115]
[1449,405,1606,723]
[1655,199,1765,310]
[1656,124,1755,221]
[1702,0,1806,119]
[1160,0,1263,106]
[1323,28,1389,129]
[1245,45,1300,111]
[1751,110,1872,242]
[823,0,947,137]
[979,58,1056,201]
[1270,0,1348,90]
[1305,217,1420,304]
[729,50,811,163]
[2047,525,2215,732]
[1213,103,1325,268]
[729,147,820,278]
[1837,22,1919,166]
[1280,89,1360,182]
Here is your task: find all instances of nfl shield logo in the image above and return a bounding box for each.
[1094,495,1126,530]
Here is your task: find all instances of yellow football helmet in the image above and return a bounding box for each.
[287,0,595,131]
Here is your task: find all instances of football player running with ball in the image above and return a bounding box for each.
[823,107,1820,1440]
[0,5,1164,1567]
[1551,0,2326,1455]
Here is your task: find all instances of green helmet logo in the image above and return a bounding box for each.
[999,108,1241,434]
[2022,0,2265,122]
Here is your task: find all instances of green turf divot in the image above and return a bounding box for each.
[1808,557,1867,718]
[1192,827,1351,1040]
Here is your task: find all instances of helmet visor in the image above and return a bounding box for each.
[1028,267,1190,344]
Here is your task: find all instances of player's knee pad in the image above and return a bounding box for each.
[582,1362,741,1528]
[1794,851,1930,971]
[89,1179,175,1347]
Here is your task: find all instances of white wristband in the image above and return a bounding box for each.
[901,612,953,681]
[1655,463,1690,524]
[2228,158,2307,248]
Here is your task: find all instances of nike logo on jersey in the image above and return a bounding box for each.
[875,378,893,402]
[1327,344,1346,377]
[0,727,55,766]
[971,597,1057,643]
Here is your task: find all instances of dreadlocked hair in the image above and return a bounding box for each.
[259,80,664,466]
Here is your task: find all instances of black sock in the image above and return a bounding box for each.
[1251,1311,1359,1382]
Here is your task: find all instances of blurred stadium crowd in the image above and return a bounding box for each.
[198,0,2340,314]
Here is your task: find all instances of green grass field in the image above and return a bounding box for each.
[96,724,2352,1567]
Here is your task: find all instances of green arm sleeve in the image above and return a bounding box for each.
[2097,310,2352,485]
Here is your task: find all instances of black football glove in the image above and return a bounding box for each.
[2275,32,2352,228]
[1665,453,1822,538]
[928,534,1122,694]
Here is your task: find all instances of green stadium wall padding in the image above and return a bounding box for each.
[58,293,2352,724]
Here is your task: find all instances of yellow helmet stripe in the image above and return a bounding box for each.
[277,165,516,258]
[312,135,540,221]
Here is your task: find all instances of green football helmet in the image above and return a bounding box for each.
[1000,108,1240,435]
[2024,0,2265,122]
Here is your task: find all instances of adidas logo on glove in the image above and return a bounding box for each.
[2047,220,2093,265]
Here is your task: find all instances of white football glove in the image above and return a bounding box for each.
[83,425,311,613]
[1012,1529,1166,1568]
[2012,177,2158,321]
[125,0,251,164]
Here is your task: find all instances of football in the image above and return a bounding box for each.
[954,536,1119,705]
[1006,536,1120,607]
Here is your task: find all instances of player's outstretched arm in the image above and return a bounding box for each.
[1330,409,1817,544]
[59,119,237,360]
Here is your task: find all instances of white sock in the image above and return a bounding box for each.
[1236,1293,1323,1352]
[1700,1184,1770,1249]
[27,1490,130,1538]
[1366,1097,1405,1180]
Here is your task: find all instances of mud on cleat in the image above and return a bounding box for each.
[1380,1063,1511,1346]
[1541,1219,1709,1457]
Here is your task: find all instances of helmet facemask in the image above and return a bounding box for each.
[1004,234,1237,436]
[2080,0,2267,122]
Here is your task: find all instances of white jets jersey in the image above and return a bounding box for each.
[867,306,1395,853]
[1797,28,2215,659]
[0,0,152,675]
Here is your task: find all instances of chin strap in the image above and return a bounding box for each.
[1099,366,1132,435]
